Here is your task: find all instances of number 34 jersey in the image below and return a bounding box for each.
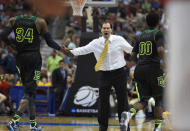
[132,29,164,66]
[13,15,41,53]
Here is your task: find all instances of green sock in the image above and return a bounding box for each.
[155,119,162,129]
[30,120,37,127]
[129,107,138,117]
[13,114,21,122]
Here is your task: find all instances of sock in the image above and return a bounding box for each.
[130,106,138,117]
[30,120,37,127]
[155,118,162,129]
[12,112,22,122]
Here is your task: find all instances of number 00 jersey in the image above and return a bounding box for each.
[132,29,164,65]
[13,15,41,53]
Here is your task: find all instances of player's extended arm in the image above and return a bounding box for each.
[126,52,137,68]
[157,46,165,70]
[156,31,165,70]
[62,45,74,57]
[39,18,62,51]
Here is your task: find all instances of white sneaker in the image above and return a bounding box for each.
[7,120,19,131]
[154,127,162,131]
[120,112,131,131]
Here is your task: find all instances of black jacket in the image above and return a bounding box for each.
[52,67,67,91]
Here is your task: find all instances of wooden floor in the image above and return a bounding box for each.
[0,116,172,131]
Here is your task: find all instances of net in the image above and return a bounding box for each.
[71,0,87,16]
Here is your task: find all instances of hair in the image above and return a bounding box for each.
[101,21,113,29]
[22,1,33,12]
[146,12,160,27]
[59,59,65,64]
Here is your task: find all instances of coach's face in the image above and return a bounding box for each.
[101,23,112,40]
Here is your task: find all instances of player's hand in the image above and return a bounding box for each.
[60,46,74,57]
[126,61,135,68]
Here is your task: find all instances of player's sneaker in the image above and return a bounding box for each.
[154,119,162,131]
[153,127,162,131]
[120,112,131,131]
[30,124,44,131]
[7,120,19,131]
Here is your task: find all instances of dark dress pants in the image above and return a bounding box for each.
[98,67,129,131]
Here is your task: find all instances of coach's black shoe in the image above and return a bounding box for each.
[7,120,19,131]
[120,112,131,131]
[30,124,44,131]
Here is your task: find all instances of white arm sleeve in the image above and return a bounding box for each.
[70,39,96,56]
[120,36,133,53]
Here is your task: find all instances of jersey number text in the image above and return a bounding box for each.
[139,41,152,55]
[16,28,33,43]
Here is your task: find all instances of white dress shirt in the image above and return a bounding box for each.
[71,35,133,71]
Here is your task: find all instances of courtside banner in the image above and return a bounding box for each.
[64,32,100,116]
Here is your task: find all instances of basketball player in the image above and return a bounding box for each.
[126,12,165,131]
[0,1,64,131]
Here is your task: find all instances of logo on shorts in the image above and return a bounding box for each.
[74,86,99,107]
[157,76,165,87]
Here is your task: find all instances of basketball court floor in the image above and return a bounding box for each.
[0,116,172,131]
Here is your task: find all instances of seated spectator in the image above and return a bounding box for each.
[0,74,14,114]
[67,75,73,88]
[46,49,63,75]
[16,79,22,86]
[40,68,48,78]
[62,30,76,48]
[0,92,6,109]
[152,0,161,10]
[67,68,73,76]
[38,76,51,86]
[141,0,152,11]
[0,49,17,75]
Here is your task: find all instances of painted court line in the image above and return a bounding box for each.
[0,122,120,127]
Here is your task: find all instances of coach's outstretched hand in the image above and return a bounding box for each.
[60,46,74,57]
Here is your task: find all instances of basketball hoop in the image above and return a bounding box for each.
[71,0,87,16]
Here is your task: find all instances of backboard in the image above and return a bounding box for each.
[66,0,118,7]
[86,0,118,7]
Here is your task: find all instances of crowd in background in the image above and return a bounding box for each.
[0,0,166,116]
